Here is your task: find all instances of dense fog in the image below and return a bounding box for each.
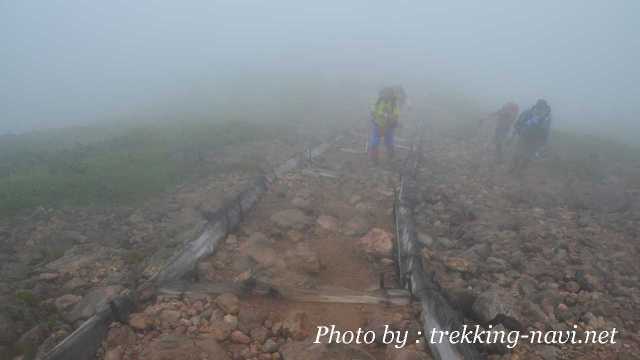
[2,1,638,143]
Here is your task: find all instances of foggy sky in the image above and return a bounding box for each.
[1,1,639,143]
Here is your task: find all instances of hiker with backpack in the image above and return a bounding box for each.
[369,86,403,165]
[510,99,552,175]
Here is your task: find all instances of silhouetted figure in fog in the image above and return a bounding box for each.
[369,87,402,165]
[489,102,519,163]
[510,99,552,175]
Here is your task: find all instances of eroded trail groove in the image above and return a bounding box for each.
[93,132,440,360]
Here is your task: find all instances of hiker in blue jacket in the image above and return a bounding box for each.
[510,99,552,175]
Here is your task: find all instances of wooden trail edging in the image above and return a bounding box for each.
[42,136,339,360]
[394,150,484,360]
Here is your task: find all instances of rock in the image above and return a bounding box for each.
[575,271,600,292]
[231,330,251,344]
[292,197,312,210]
[444,257,473,273]
[516,275,539,298]
[194,337,230,360]
[159,309,182,327]
[581,312,606,330]
[485,257,507,272]
[316,215,338,232]
[105,346,123,360]
[129,312,151,331]
[106,325,136,348]
[196,261,214,281]
[142,335,230,360]
[54,294,82,311]
[472,287,520,325]
[63,277,88,291]
[280,342,375,360]
[436,237,454,248]
[285,244,321,274]
[250,326,269,343]
[231,255,255,273]
[417,233,434,247]
[248,232,272,245]
[282,311,310,340]
[247,244,281,269]
[555,304,572,322]
[462,243,490,260]
[44,244,109,274]
[565,281,580,293]
[209,318,235,341]
[225,235,238,246]
[223,314,238,329]
[286,230,305,243]
[344,217,370,236]
[358,228,393,257]
[386,347,433,360]
[263,338,279,353]
[520,301,548,324]
[216,293,240,315]
[238,309,268,333]
[270,209,312,230]
[64,285,123,323]
[536,345,559,360]
[16,324,49,356]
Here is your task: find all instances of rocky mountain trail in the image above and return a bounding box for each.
[0,139,307,359]
[95,134,431,360]
[414,132,640,358]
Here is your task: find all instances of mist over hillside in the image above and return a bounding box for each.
[2,1,639,145]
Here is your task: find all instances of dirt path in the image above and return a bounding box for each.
[98,134,433,360]
[93,124,640,360]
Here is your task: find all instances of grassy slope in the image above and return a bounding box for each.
[0,120,286,216]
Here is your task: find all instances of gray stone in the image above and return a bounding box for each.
[270,209,312,230]
[485,257,508,273]
[64,285,124,323]
[537,345,559,360]
[248,232,272,245]
[417,233,434,247]
[280,342,375,360]
[472,287,519,324]
[54,294,82,311]
[216,293,240,315]
[263,338,279,353]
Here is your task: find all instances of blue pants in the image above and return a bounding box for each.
[369,123,395,149]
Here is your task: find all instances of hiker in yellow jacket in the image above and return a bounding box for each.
[369,87,401,164]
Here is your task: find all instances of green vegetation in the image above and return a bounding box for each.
[0,120,287,216]
[15,290,38,307]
